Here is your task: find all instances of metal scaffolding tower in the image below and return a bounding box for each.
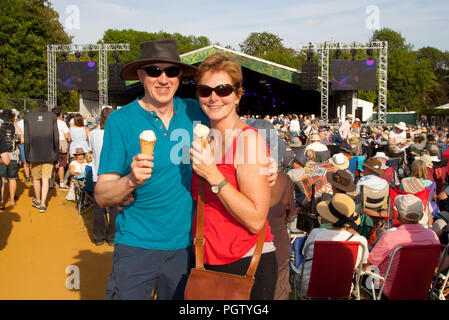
[47,43,130,112]
[299,41,388,125]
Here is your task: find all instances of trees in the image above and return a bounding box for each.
[0,0,71,103]
[239,32,304,69]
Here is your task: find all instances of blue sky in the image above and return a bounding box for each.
[51,0,449,52]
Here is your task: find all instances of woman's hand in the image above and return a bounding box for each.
[117,193,135,211]
[190,141,222,184]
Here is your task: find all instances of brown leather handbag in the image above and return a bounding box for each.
[184,177,266,300]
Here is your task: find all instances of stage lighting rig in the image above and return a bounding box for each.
[75,51,81,62]
[350,49,357,60]
[88,51,95,61]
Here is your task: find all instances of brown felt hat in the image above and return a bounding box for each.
[326,170,355,193]
[362,157,384,176]
[120,39,197,80]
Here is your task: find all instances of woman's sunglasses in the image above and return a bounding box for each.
[197,84,238,98]
[141,65,181,78]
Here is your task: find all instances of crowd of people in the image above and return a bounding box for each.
[0,106,117,246]
[1,38,448,301]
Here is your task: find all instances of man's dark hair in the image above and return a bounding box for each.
[52,106,62,117]
[36,102,48,112]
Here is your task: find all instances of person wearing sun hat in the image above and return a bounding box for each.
[355,157,388,194]
[389,121,409,153]
[304,133,328,153]
[298,193,369,297]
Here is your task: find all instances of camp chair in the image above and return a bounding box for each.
[430,245,449,300]
[362,244,445,300]
[389,188,432,227]
[296,241,366,300]
[347,157,358,182]
[73,172,95,215]
[361,184,390,216]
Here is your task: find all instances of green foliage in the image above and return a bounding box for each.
[100,29,211,65]
[0,0,71,104]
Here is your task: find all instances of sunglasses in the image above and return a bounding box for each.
[141,65,181,78]
[197,84,238,98]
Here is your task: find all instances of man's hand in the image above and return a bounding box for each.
[129,153,154,188]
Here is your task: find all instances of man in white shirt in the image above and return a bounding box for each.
[356,157,388,194]
[290,115,300,135]
[52,107,71,189]
[388,122,408,153]
[338,115,354,143]
[304,134,328,152]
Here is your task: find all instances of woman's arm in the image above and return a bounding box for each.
[191,130,270,233]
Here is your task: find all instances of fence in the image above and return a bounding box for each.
[0,97,47,114]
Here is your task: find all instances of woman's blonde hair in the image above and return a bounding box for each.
[305,149,316,162]
[86,151,93,163]
[411,159,429,179]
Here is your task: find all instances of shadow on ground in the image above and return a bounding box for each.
[0,209,21,251]
[72,249,113,300]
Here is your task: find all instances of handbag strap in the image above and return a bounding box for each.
[194,177,266,279]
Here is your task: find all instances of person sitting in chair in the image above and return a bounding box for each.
[299,193,368,297]
[364,194,440,299]
[355,158,388,195]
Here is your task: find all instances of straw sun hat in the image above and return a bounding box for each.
[316,193,361,229]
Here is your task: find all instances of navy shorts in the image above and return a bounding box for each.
[105,244,192,300]
[0,160,19,179]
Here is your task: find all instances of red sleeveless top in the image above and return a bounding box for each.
[191,126,274,265]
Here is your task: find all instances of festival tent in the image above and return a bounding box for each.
[435,103,449,110]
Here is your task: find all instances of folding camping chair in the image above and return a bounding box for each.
[295,241,366,300]
[72,172,95,215]
[362,244,445,300]
[430,245,449,300]
[389,187,433,228]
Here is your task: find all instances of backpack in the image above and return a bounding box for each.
[0,122,17,152]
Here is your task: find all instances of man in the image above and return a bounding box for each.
[16,109,31,183]
[338,114,353,143]
[289,114,300,137]
[388,122,408,153]
[24,102,59,213]
[89,107,117,246]
[365,194,440,298]
[355,157,388,194]
[304,133,328,153]
[0,109,23,208]
[52,107,71,190]
[95,39,277,300]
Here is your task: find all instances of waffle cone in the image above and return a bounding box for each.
[194,137,208,150]
[140,139,155,155]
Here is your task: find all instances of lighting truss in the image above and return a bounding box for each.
[299,41,388,125]
[47,43,130,112]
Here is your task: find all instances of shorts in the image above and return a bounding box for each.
[58,153,69,168]
[0,160,19,179]
[31,162,54,179]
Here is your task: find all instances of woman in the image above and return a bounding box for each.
[299,193,368,297]
[190,53,276,300]
[69,113,90,159]
[400,159,433,192]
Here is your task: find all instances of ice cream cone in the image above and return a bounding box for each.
[140,139,155,155]
[139,130,156,155]
[193,124,210,150]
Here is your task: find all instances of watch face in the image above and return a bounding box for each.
[211,185,219,193]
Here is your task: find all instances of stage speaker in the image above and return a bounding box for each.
[301,62,319,91]
[108,64,126,91]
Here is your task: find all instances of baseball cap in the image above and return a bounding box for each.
[395,194,424,223]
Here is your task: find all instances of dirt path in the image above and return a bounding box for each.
[0,169,113,300]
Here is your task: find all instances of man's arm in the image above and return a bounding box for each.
[0,152,10,166]
[95,153,154,208]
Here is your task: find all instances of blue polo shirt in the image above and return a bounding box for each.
[98,97,209,250]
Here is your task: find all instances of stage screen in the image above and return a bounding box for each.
[331,60,377,91]
[57,61,98,91]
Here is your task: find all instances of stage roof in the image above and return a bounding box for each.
[125,45,303,87]
[180,45,302,86]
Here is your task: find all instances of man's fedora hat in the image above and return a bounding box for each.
[120,39,197,80]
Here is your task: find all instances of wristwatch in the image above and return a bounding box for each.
[211,179,228,194]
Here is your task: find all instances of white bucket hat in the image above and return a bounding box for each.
[329,153,350,170]
[373,152,390,161]
[394,122,407,131]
